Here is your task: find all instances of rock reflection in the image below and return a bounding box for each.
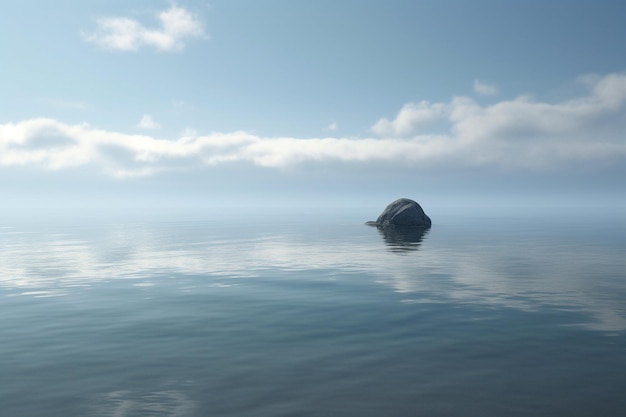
[374,225,430,252]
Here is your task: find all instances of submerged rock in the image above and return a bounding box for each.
[367,198,431,228]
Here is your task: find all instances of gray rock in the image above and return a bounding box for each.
[367,198,431,228]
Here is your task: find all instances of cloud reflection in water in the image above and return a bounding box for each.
[1,216,625,332]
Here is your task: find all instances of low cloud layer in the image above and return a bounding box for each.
[2,73,626,178]
[82,5,207,52]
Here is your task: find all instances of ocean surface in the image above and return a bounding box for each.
[1,207,626,417]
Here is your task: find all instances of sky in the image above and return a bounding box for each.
[2,0,626,213]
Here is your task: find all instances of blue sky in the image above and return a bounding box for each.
[2,1,626,212]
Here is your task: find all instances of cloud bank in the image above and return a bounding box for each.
[82,5,207,52]
[2,73,626,178]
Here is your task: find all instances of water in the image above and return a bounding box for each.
[1,208,626,416]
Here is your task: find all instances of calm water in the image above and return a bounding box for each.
[1,208,626,416]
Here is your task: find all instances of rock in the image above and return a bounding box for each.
[368,198,431,228]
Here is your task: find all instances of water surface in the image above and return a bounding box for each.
[1,209,625,416]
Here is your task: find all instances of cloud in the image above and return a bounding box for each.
[473,79,499,96]
[82,5,207,52]
[326,122,338,131]
[371,101,448,137]
[138,114,160,129]
[2,73,626,178]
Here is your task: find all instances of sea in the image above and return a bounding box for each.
[1,206,626,417]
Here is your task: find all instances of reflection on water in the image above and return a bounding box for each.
[90,390,195,417]
[1,212,626,416]
[1,215,626,332]
[372,225,429,252]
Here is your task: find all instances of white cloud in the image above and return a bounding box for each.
[473,79,500,96]
[2,73,626,177]
[371,101,448,137]
[138,114,160,129]
[82,5,207,52]
[326,122,338,131]
[180,127,197,138]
